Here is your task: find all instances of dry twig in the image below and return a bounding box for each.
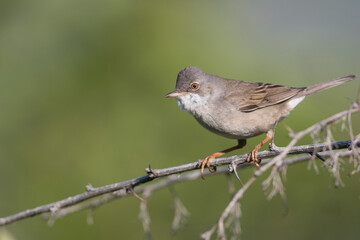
[0,104,359,240]
[201,104,360,239]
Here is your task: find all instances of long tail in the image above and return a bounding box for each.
[298,75,355,97]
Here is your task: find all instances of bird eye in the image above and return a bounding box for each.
[190,82,199,91]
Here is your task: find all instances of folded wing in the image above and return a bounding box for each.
[224,82,304,112]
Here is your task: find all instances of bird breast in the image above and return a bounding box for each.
[176,93,238,138]
[176,93,301,140]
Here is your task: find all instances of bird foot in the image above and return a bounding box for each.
[197,154,218,179]
[247,132,273,167]
[246,146,261,168]
[197,143,246,179]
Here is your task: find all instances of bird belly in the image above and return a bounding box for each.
[194,104,290,139]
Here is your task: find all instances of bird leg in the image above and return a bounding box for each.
[198,139,246,179]
[247,130,274,167]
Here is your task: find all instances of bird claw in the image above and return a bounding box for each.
[197,154,217,179]
[246,147,261,168]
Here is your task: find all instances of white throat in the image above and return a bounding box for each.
[176,93,208,116]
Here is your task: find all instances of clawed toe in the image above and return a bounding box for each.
[197,155,217,179]
[247,148,261,168]
[246,131,273,168]
[197,142,247,179]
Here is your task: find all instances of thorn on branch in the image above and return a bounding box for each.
[269,143,282,153]
[50,203,61,215]
[314,153,326,162]
[86,184,95,192]
[146,165,158,178]
[127,187,147,203]
[47,203,62,226]
[230,161,244,186]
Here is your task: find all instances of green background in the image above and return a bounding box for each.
[1,0,360,239]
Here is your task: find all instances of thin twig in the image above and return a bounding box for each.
[1,146,357,227]
[202,105,360,239]
[43,149,354,222]
[1,141,359,227]
[0,106,359,227]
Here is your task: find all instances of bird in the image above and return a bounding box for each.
[166,66,355,178]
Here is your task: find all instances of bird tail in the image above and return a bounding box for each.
[297,75,355,97]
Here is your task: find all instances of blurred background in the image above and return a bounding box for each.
[0,0,360,239]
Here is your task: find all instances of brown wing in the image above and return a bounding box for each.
[224,82,305,112]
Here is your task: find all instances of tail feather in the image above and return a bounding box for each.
[298,75,355,97]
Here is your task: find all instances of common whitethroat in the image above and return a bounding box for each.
[166,66,355,178]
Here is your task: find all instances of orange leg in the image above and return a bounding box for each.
[198,139,246,179]
[246,130,274,167]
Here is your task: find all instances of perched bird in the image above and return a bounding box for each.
[166,66,355,178]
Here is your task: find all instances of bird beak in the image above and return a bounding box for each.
[165,91,187,98]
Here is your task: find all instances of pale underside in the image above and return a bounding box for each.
[177,92,305,139]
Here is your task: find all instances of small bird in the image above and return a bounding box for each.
[166,66,355,178]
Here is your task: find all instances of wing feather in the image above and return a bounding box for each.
[224,82,304,112]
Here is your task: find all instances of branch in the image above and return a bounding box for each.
[202,102,360,239]
[0,104,359,228]
[42,148,354,222]
[0,141,358,227]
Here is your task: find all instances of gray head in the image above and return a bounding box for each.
[166,66,212,98]
[166,66,217,115]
